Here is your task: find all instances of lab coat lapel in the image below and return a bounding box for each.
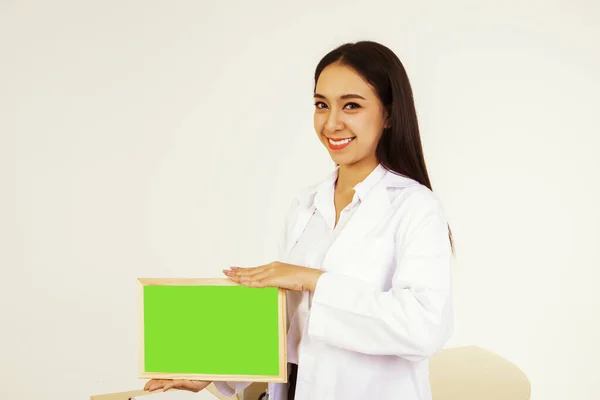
[283,168,336,259]
[322,178,391,271]
[283,200,316,259]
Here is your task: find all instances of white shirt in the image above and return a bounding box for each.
[216,164,453,400]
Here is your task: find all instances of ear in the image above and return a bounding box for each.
[383,106,391,129]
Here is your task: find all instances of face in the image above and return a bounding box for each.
[313,63,389,168]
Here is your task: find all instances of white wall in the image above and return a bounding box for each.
[1,1,599,399]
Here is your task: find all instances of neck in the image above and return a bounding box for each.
[336,158,379,194]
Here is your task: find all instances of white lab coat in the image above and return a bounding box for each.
[216,165,453,400]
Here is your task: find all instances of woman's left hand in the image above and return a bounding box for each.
[223,262,324,292]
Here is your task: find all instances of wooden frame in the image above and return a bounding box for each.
[137,278,287,383]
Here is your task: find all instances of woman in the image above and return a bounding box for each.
[145,40,454,400]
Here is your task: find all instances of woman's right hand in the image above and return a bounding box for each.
[143,378,212,393]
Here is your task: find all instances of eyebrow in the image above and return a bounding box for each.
[314,93,366,101]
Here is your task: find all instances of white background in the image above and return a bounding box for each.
[1,1,599,399]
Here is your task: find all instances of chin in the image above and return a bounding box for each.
[329,155,356,166]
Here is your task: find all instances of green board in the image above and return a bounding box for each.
[137,278,287,382]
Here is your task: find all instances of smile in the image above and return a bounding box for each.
[327,137,355,150]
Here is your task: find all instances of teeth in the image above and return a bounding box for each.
[329,137,354,145]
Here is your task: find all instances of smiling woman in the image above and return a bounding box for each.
[144,40,455,400]
[313,65,389,166]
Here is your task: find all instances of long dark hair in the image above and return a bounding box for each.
[313,40,454,253]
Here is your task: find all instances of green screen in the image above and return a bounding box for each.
[143,285,280,376]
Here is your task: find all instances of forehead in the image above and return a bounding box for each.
[315,63,376,98]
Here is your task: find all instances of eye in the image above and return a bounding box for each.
[344,102,361,110]
[314,101,328,109]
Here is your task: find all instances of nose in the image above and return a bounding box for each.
[324,108,344,132]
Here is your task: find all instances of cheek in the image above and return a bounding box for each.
[313,114,325,134]
[349,116,381,144]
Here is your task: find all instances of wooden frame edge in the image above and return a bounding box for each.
[137,278,288,383]
[279,288,288,383]
[138,372,287,383]
[137,279,144,379]
[138,278,242,286]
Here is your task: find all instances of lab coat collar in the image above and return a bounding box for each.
[353,163,387,202]
[295,163,419,209]
[284,164,421,263]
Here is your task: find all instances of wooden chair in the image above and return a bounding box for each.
[242,346,531,400]
[429,346,530,400]
[92,346,530,400]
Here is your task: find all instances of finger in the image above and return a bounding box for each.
[147,381,163,392]
[224,270,244,283]
[243,279,264,288]
[144,380,154,391]
[222,267,242,278]
[163,379,182,391]
[232,266,265,277]
[227,265,252,272]
[224,268,261,281]
[240,271,271,287]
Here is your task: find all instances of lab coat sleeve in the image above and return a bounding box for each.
[307,200,453,362]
